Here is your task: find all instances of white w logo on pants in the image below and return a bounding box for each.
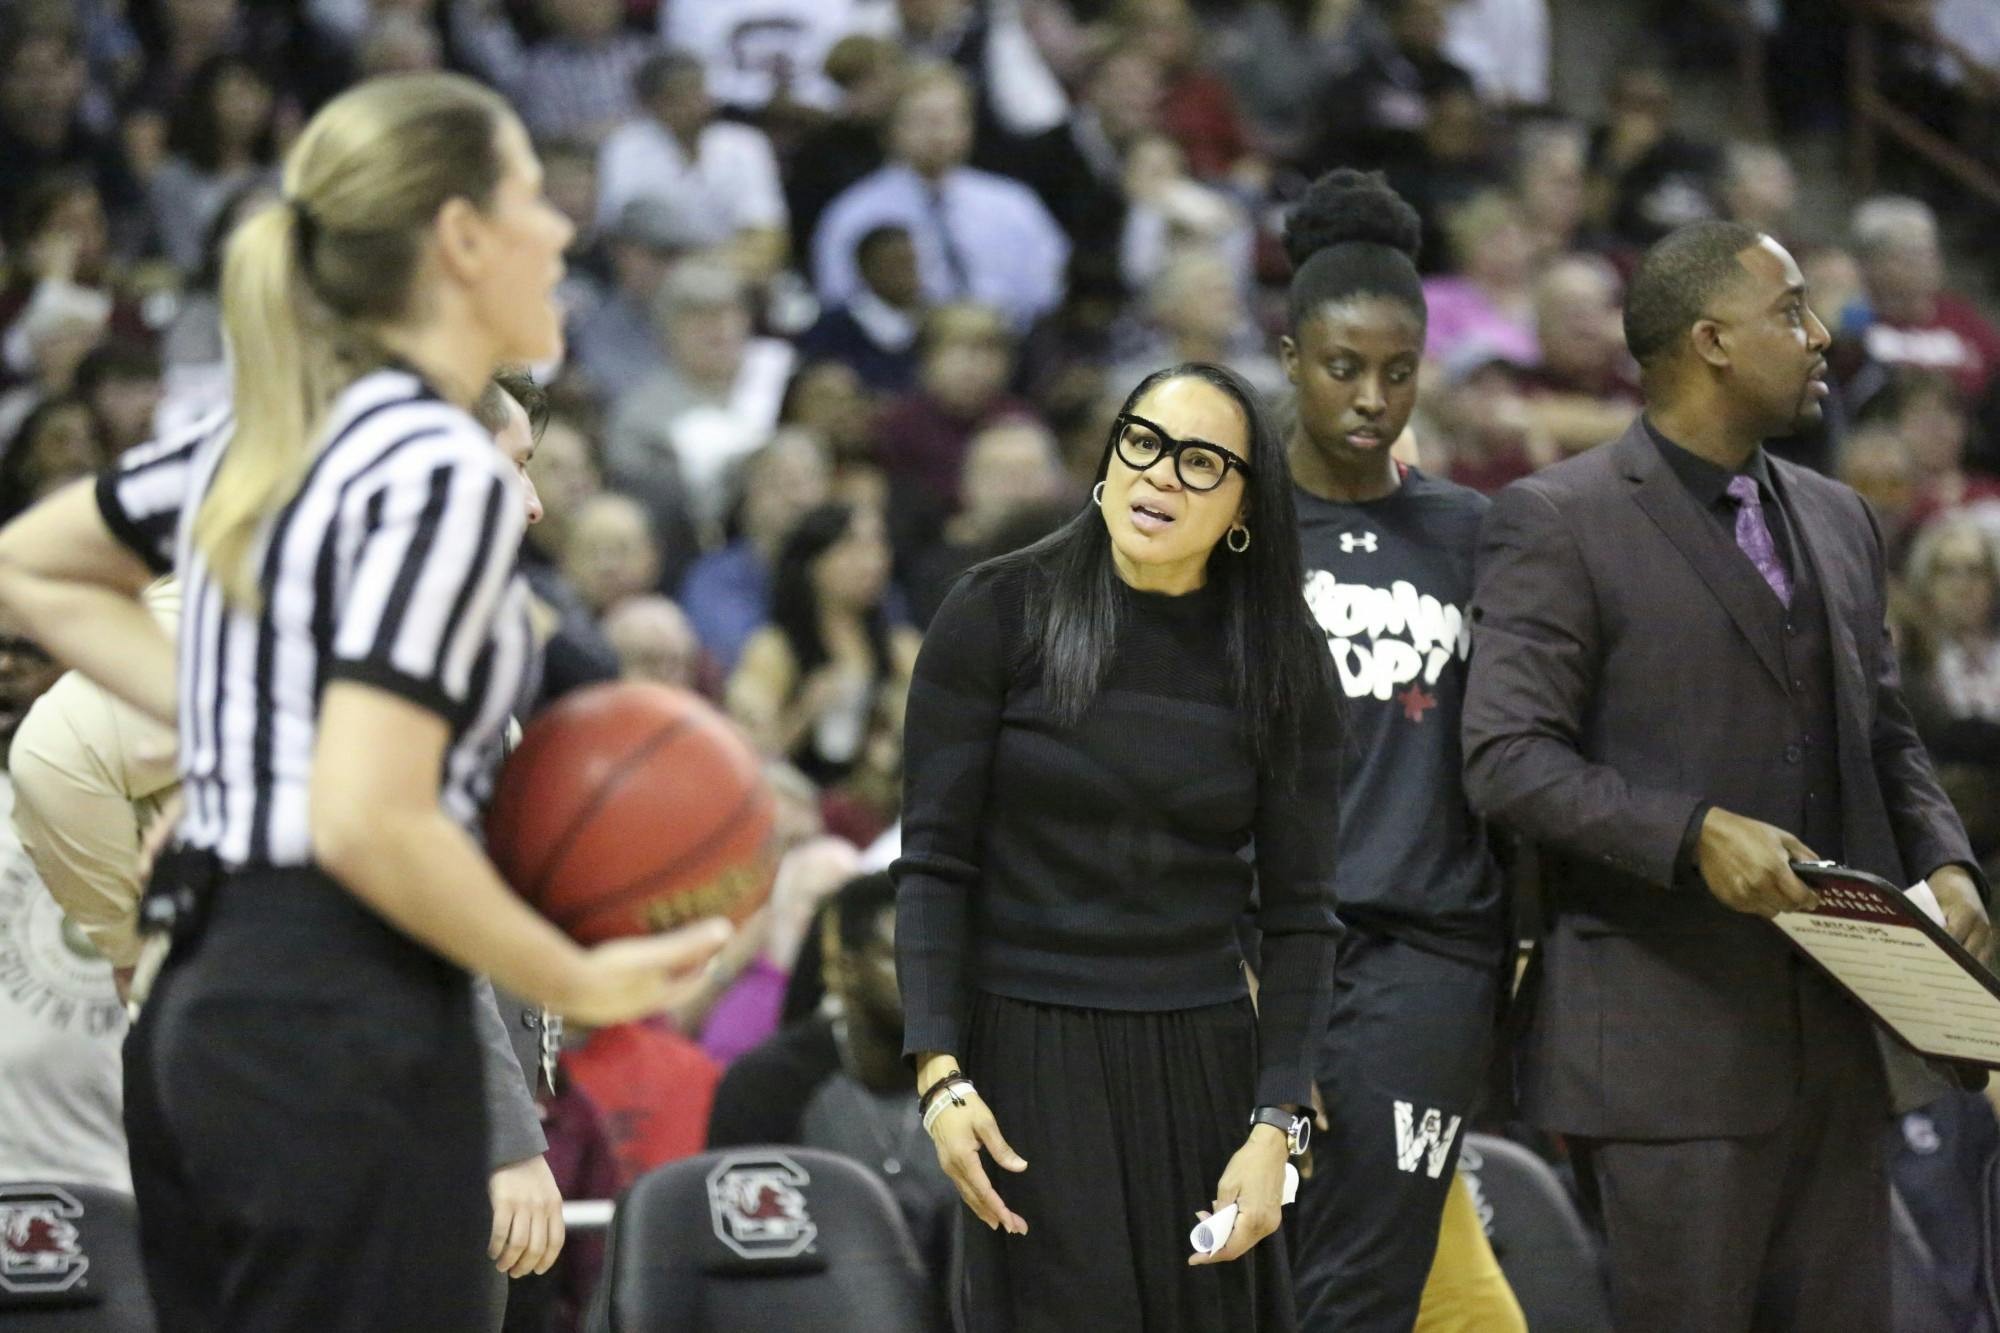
[1393,1100,1463,1178]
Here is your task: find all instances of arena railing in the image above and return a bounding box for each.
[1845,0,2000,210]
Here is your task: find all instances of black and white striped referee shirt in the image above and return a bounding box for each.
[96,368,534,869]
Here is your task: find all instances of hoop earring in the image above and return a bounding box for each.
[1092,481,1106,507]
[1226,524,1251,554]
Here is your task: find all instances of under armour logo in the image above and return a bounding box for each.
[1339,532,1379,553]
[1393,1101,1463,1178]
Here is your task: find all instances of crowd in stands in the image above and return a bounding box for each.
[5,0,2000,1327]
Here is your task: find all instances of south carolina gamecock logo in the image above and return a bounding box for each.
[0,1185,89,1295]
[705,1153,817,1261]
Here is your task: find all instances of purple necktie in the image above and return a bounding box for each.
[1726,474,1792,606]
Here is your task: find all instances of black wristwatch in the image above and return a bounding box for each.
[1249,1106,1310,1158]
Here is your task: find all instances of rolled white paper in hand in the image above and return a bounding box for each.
[1190,1164,1300,1254]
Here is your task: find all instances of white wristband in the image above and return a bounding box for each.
[921,1078,975,1135]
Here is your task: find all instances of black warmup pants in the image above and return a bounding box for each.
[1289,930,1504,1333]
[1570,963,1891,1332]
[957,992,1296,1333]
[125,867,489,1332]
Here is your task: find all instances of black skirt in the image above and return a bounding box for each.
[957,991,1297,1333]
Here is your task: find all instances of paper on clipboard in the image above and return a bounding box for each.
[1775,862,2000,1069]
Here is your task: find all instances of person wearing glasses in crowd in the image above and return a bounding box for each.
[895,362,1342,1329]
[1277,168,1525,1331]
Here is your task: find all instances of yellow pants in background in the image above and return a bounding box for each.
[1413,1172,1528,1332]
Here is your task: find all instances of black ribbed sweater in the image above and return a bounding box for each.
[892,557,1342,1108]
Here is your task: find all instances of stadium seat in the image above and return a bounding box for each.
[589,1147,931,1332]
[1457,1133,1614,1332]
[0,1183,154,1331]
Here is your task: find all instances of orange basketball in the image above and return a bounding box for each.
[487,683,776,945]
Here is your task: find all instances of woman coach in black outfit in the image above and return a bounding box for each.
[0,74,729,1329]
[895,362,1342,1330]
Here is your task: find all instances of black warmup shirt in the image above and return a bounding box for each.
[1294,467,1506,961]
[893,558,1343,1108]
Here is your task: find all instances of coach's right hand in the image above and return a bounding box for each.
[918,1052,1028,1235]
[559,918,733,1026]
[1696,807,1821,919]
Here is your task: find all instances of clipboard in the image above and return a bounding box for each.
[1776,860,2000,1070]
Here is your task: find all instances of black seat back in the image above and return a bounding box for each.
[0,1183,153,1331]
[592,1148,933,1332]
[1458,1133,1613,1333]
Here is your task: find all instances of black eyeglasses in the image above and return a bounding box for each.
[1109,413,1252,493]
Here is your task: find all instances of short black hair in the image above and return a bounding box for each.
[856,223,910,264]
[1623,220,1765,369]
[830,871,897,955]
[473,368,549,441]
[74,339,160,395]
[1283,168,1426,332]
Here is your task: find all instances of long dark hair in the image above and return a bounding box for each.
[771,501,892,679]
[992,363,1335,777]
[169,54,278,174]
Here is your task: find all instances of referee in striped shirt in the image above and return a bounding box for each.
[0,73,730,1331]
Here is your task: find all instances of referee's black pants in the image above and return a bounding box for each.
[124,867,490,1331]
[1289,929,1504,1333]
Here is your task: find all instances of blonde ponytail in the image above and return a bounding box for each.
[191,72,510,607]
[196,203,343,605]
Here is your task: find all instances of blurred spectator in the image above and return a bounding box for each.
[796,224,925,393]
[1865,371,2000,532]
[1432,346,1557,494]
[1210,0,1362,165]
[875,302,1031,536]
[0,624,128,1195]
[1851,195,2000,404]
[1441,0,1550,107]
[707,870,958,1297]
[1003,41,1161,259]
[779,359,880,472]
[0,19,141,229]
[560,492,663,618]
[812,61,1069,331]
[1510,116,1591,263]
[1516,253,1640,455]
[897,0,1068,152]
[784,33,905,261]
[1836,420,1920,556]
[568,196,704,402]
[1308,0,1475,177]
[1715,141,1799,241]
[157,179,275,427]
[356,11,442,77]
[1017,248,1128,461]
[147,52,281,271]
[522,410,604,570]
[661,0,893,114]
[1385,76,1502,272]
[1586,63,1719,248]
[1108,249,1284,400]
[905,415,1069,624]
[1,173,153,418]
[606,258,794,544]
[727,502,920,835]
[596,51,788,283]
[0,395,109,524]
[1118,132,1257,293]
[1421,190,1539,366]
[74,340,162,455]
[456,0,653,142]
[681,430,833,675]
[602,595,704,691]
[1117,0,1253,183]
[131,0,346,117]
[560,1013,722,1190]
[684,833,860,1067]
[1899,517,2000,859]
